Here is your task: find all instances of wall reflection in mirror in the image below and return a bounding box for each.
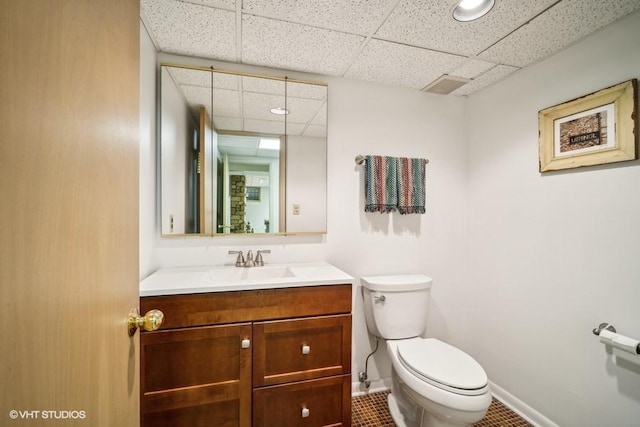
[160,64,327,236]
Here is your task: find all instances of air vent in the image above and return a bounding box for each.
[422,75,470,95]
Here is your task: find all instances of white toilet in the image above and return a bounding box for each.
[361,274,492,427]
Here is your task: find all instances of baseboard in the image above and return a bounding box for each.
[489,381,559,427]
[351,378,392,397]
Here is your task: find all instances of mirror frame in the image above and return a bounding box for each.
[158,63,328,238]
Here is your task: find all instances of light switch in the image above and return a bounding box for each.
[293,204,300,215]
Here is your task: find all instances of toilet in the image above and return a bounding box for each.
[361,274,492,427]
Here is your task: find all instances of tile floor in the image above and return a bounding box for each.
[352,391,532,427]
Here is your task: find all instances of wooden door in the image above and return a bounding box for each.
[0,1,140,426]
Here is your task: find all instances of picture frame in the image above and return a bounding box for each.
[538,79,638,172]
[246,186,261,201]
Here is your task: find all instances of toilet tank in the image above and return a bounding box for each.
[361,274,432,339]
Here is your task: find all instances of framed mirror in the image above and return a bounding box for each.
[159,64,327,236]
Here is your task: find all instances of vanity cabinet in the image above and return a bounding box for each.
[140,284,352,427]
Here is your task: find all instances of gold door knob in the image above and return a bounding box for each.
[128,308,164,336]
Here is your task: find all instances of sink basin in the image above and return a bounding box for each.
[208,265,294,283]
[139,261,354,296]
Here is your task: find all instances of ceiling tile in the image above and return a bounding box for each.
[213,88,241,117]
[375,0,559,56]
[182,0,235,11]
[242,15,365,75]
[450,58,497,79]
[141,0,236,61]
[303,124,327,138]
[287,81,327,100]
[244,118,286,134]
[479,0,640,67]
[243,92,286,121]
[310,103,327,126]
[286,97,325,124]
[213,117,243,132]
[344,39,465,89]
[284,123,308,136]
[451,65,519,96]
[181,85,211,111]
[211,72,241,90]
[167,67,211,88]
[242,0,395,34]
[242,75,285,95]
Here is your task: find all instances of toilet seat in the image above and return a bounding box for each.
[397,338,489,396]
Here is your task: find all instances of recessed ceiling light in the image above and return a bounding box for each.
[259,138,280,150]
[270,107,289,115]
[452,0,495,22]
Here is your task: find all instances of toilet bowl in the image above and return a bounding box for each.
[361,275,492,427]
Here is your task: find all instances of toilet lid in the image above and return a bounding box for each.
[397,338,488,395]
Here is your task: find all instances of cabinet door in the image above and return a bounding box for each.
[253,315,351,387]
[141,323,252,427]
[253,375,351,427]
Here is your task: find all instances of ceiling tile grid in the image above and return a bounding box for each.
[242,0,396,35]
[181,0,236,10]
[142,0,236,61]
[142,0,640,96]
[449,58,502,80]
[374,0,560,57]
[241,15,365,76]
[479,0,640,67]
[451,64,519,96]
[344,39,466,89]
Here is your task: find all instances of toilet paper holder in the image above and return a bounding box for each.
[592,322,640,355]
[592,322,616,336]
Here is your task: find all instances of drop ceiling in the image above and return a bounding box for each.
[142,0,640,96]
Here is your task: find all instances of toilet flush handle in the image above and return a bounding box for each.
[373,294,386,303]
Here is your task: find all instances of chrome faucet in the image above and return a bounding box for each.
[255,250,271,266]
[228,250,245,267]
[229,249,270,267]
[244,250,255,267]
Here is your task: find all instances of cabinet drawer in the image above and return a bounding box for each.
[141,323,252,427]
[253,315,351,387]
[140,284,351,329]
[253,375,351,427]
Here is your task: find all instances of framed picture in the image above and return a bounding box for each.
[246,186,261,201]
[538,79,638,172]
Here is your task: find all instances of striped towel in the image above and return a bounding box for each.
[364,155,397,213]
[397,157,427,214]
[364,155,427,214]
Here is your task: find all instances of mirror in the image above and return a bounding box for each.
[160,64,327,236]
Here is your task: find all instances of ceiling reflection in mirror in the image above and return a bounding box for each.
[160,64,327,236]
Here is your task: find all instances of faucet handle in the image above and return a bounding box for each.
[228,250,244,267]
[244,250,255,267]
[255,250,271,267]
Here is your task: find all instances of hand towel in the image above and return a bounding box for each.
[364,155,398,213]
[397,157,427,214]
[363,155,427,214]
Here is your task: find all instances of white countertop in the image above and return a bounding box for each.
[140,261,355,297]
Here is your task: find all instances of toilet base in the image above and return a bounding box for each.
[388,393,410,427]
[388,391,478,427]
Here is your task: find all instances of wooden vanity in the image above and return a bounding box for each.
[140,283,352,427]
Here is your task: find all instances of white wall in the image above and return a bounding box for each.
[160,66,193,234]
[286,135,327,232]
[140,13,640,424]
[465,11,640,427]
[139,32,468,389]
[139,22,157,280]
